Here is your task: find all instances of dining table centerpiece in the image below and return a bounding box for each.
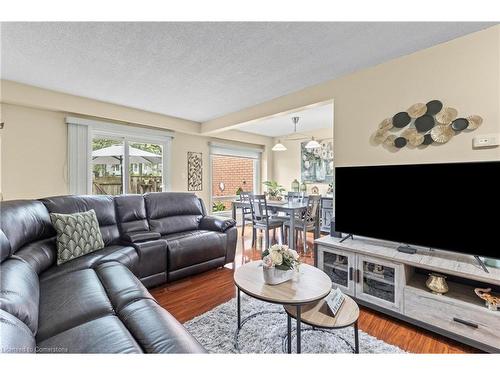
[262,244,300,285]
[263,180,286,201]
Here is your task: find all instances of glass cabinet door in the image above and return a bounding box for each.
[355,255,402,312]
[318,246,355,295]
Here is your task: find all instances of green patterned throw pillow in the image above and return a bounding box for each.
[50,209,105,265]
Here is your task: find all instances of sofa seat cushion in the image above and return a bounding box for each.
[39,245,138,282]
[118,299,206,353]
[0,258,40,334]
[36,316,142,353]
[37,268,115,341]
[163,230,226,271]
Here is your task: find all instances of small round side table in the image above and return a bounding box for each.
[234,261,332,353]
[284,294,360,353]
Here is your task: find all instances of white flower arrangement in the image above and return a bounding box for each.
[262,244,300,271]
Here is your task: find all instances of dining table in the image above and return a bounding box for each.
[231,199,313,250]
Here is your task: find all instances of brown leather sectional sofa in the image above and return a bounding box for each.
[0,192,237,353]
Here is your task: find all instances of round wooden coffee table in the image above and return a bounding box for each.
[284,295,360,353]
[233,261,331,353]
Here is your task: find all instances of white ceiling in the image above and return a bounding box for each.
[1,22,495,122]
[237,103,333,137]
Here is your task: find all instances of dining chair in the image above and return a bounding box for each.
[239,192,253,237]
[248,194,285,249]
[287,191,305,203]
[284,194,321,254]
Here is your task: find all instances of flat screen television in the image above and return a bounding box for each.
[334,161,500,259]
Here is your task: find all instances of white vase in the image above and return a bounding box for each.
[263,267,295,285]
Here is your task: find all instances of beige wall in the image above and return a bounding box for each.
[0,101,273,202]
[1,103,69,199]
[202,26,500,166]
[2,25,499,201]
[272,127,333,195]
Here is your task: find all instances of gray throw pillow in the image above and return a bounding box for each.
[50,209,105,265]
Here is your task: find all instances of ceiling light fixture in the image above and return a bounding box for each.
[272,140,287,151]
[305,137,321,149]
[271,116,322,151]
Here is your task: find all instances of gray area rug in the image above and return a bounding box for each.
[184,295,406,353]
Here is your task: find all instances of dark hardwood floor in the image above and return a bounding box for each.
[150,226,479,354]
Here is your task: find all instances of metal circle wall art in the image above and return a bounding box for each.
[414,114,435,133]
[407,103,427,118]
[436,107,458,125]
[372,99,483,151]
[425,100,443,116]
[392,112,411,128]
[451,118,469,132]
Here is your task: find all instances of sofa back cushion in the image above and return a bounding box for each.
[144,193,204,235]
[0,200,55,261]
[115,195,149,235]
[40,195,120,246]
[0,258,40,334]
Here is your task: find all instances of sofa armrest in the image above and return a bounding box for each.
[122,231,161,243]
[199,216,236,232]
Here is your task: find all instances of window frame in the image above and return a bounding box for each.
[67,117,172,195]
[208,142,263,214]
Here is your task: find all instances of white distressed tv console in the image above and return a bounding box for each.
[314,235,500,352]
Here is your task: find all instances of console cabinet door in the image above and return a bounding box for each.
[317,245,356,295]
[355,254,403,312]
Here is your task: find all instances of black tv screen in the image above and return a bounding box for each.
[335,161,500,259]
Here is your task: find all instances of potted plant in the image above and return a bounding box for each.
[262,244,300,285]
[262,180,286,201]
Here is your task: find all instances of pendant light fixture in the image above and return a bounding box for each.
[272,140,287,151]
[305,137,321,149]
[271,116,321,151]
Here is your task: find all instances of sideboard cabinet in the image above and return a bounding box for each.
[315,236,500,353]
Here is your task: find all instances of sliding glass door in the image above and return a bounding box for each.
[91,136,165,195]
[209,143,262,216]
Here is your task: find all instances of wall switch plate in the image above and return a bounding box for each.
[473,134,500,148]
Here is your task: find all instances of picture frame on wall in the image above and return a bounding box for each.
[301,140,334,183]
[187,151,203,191]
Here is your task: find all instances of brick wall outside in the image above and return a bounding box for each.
[212,155,254,210]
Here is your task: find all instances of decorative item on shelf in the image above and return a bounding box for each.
[261,244,300,285]
[373,264,385,275]
[291,179,300,192]
[474,288,500,311]
[334,255,347,265]
[373,99,483,151]
[311,185,319,195]
[300,181,307,193]
[235,187,243,196]
[327,182,334,195]
[187,152,203,191]
[262,180,285,201]
[425,273,449,295]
